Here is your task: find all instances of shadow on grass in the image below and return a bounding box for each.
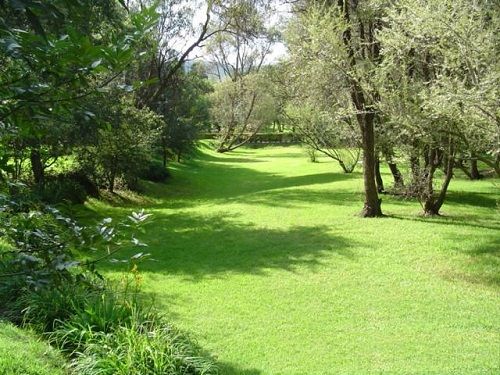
[98,212,355,281]
[439,235,500,288]
[245,189,360,208]
[445,191,499,208]
[147,158,358,208]
[386,213,500,231]
[218,362,263,375]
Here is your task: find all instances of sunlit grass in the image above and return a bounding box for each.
[0,322,67,374]
[82,145,499,375]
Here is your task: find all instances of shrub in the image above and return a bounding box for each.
[38,178,88,204]
[0,191,219,374]
[72,318,218,375]
[48,288,144,353]
[140,160,170,183]
[12,281,102,332]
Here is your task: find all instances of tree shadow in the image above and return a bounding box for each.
[445,191,498,208]
[149,159,358,207]
[386,213,500,231]
[442,235,499,288]
[97,212,355,281]
[244,188,360,208]
[218,362,263,375]
[196,153,265,164]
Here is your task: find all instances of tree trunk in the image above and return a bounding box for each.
[469,155,482,179]
[162,145,168,167]
[408,153,421,196]
[359,112,382,217]
[338,0,382,217]
[375,157,384,193]
[476,154,500,177]
[388,162,404,188]
[422,146,455,216]
[30,148,45,186]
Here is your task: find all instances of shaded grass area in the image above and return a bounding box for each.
[0,322,67,375]
[82,146,499,375]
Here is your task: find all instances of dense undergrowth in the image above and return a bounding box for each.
[0,188,218,375]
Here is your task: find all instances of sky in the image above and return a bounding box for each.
[177,0,291,64]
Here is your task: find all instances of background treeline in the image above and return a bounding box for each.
[0,0,214,203]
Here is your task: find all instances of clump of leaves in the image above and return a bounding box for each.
[0,184,151,309]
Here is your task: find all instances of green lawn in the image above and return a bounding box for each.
[83,145,499,375]
[0,322,67,375]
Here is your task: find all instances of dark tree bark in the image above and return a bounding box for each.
[421,144,455,216]
[375,157,384,193]
[30,148,44,186]
[388,162,404,188]
[338,0,382,217]
[476,154,500,177]
[162,150,168,168]
[358,112,382,216]
[469,154,482,179]
[408,152,421,196]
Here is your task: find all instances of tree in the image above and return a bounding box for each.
[77,94,161,192]
[156,64,213,164]
[377,0,499,215]
[285,104,360,173]
[207,0,279,152]
[0,0,157,187]
[285,1,384,216]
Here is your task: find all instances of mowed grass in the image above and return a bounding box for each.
[83,145,499,375]
[0,322,67,375]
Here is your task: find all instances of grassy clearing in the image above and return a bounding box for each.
[0,322,67,375]
[81,145,499,375]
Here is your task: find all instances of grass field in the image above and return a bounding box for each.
[82,145,499,375]
[0,322,67,375]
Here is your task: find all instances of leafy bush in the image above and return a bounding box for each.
[0,190,219,374]
[140,160,170,183]
[48,287,143,353]
[77,95,162,193]
[10,281,102,332]
[38,178,88,204]
[72,317,218,375]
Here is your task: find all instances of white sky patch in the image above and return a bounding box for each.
[173,0,291,64]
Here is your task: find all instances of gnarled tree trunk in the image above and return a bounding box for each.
[421,145,455,216]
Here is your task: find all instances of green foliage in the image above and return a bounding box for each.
[7,280,101,331]
[77,94,162,192]
[0,0,158,187]
[286,104,360,172]
[140,160,170,183]
[155,67,213,163]
[39,177,88,204]
[47,286,145,354]
[0,186,151,292]
[209,72,278,152]
[73,319,218,375]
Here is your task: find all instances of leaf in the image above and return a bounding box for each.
[91,59,102,69]
[25,8,48,42]
[131,237,148,247]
